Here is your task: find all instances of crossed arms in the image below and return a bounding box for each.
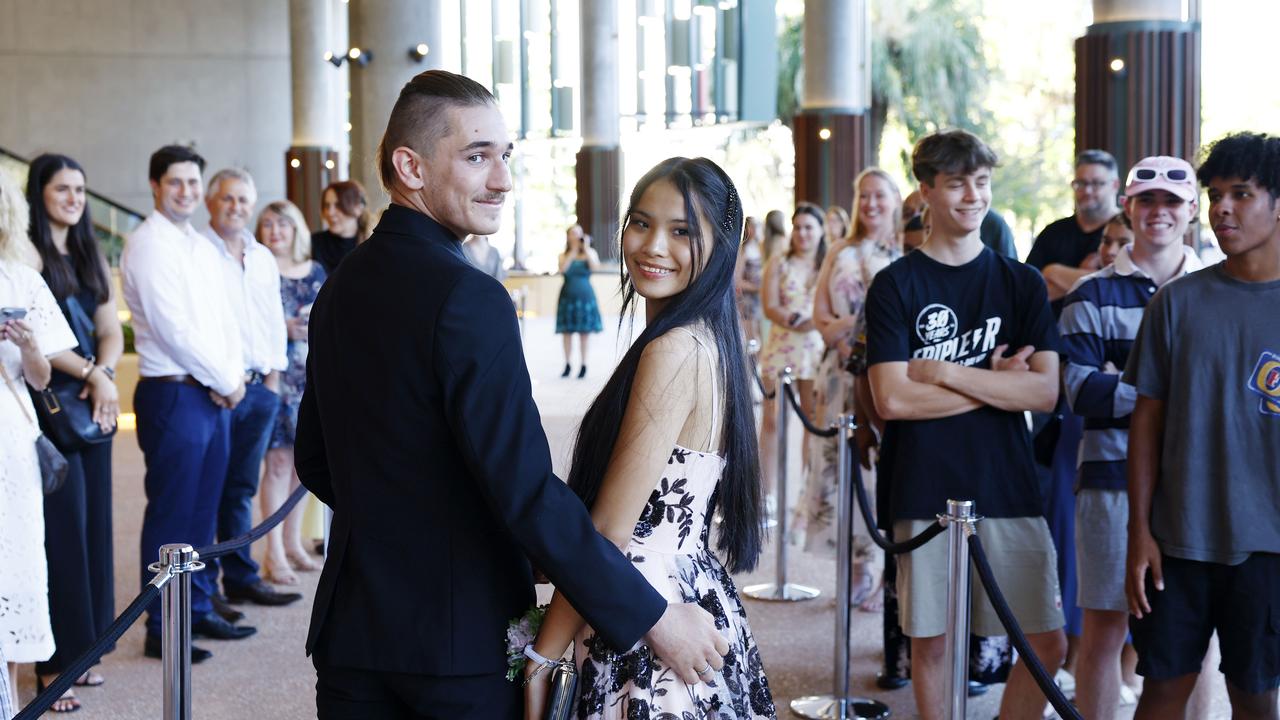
[868,345,1060,421]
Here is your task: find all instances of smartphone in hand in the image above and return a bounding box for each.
[0,307,28,322]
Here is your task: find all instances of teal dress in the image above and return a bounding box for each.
[556,259,603,334]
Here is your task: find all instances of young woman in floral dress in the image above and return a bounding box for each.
[525,158,775,720]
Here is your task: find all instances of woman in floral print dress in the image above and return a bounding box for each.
[524,158,774,720]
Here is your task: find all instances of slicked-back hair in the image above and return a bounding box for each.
[149,145,206,183]
[1075,149,1118,175]
[911,129,999,186]
[1197,132,1280,201]
[376,70,497,192]
[25,153,111,304]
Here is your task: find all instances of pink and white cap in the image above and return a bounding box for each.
[1124,156,1198,202]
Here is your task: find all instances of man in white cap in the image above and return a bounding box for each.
[1058,155,1202,720]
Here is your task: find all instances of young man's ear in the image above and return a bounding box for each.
[392,146,427,191]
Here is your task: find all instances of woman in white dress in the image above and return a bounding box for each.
[0,173,77,703]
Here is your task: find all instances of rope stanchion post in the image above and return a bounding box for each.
[792,415,890,720]
[148,543,204,720]
[940,500,977,720]
[744,366,819,602]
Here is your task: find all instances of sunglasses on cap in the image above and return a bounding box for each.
[1128,167,1191,183]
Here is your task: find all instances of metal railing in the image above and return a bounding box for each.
[15,484,310,720]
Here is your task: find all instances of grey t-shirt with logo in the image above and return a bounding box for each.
[1124,263,1280,564]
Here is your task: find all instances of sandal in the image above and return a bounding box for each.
[74,671,104,687]
[848,571,876,609]
[264,560,300,586]
[37,676,83,713]
[858,577,885,613]
[287,550,323,572]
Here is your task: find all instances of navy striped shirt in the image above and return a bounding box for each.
[1058,246,1202,490]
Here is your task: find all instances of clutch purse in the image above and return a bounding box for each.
[543,661,578,720]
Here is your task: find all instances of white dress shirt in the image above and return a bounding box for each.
[122,211,244,396]
[201,227,288,375]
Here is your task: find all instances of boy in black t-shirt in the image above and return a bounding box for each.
[866,129,1066,720]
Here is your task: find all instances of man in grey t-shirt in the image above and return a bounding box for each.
[1124,132,1280,719]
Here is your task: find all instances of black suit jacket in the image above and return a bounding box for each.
[296,204,665,675]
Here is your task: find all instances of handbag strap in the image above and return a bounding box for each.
[0,361,38,428]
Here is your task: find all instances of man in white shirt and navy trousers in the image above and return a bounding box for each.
[200,168,299,612]
[122,145,250,662]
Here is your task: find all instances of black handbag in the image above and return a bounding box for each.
[32,294,116,452]
[1,362,69,495]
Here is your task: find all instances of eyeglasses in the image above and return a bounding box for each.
[1127,167,1191,184]
[1070,180,1111,190]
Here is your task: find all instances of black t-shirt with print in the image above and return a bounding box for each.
[865,247,1061,521]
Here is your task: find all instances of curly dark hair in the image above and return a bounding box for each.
[1197,132,1280,200]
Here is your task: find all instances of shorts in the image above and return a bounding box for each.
[1074,489,1128,612]
[1130,552,1280,694]
[895,516,1064,638]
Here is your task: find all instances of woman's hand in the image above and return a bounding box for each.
[82,370,120,432]
[1,318,38,352]
[285,316,309,341]
[523,660,552,720]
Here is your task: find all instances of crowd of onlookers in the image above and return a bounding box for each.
[1,126,1277,719]
[733,130,1278,720]
[0,145,374,714]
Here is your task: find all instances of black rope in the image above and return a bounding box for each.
[197,483,310,559]
[848,436,945,554]
[968,533,1083,720]
[15,585,160,720]
[782,382,837,437]
[750,359,776,399]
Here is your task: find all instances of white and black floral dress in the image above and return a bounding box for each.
[573,335,776,720]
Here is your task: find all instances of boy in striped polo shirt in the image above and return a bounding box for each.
[1059,155,1202,720]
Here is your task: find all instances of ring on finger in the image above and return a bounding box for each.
[696,662,713,677]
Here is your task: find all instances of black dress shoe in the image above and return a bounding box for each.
[577,365,587,379]
[145,634,212,663]
[193,613,257,640]
[560,363,571,378]
[225,581,303,606]
[211,594,245,624]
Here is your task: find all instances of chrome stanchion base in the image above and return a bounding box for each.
[742,582,821,602]
[790,695,891,719]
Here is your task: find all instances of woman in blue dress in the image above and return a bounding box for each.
[256,200,326,586]
[556,224,603,378]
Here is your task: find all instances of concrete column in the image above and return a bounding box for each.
[575,0,622,262]
[794,0,871,212]
[348,0,444,210]
[287,0,342,229]
[1075,0,1199,173]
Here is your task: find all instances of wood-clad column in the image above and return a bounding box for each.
[794,0,870,212]
[1075,0,1200,173]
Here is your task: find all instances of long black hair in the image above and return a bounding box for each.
[25,154,110,304]
[567,157,763,574]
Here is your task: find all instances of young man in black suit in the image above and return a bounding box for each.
[295,70,728,719]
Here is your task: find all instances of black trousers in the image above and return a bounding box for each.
[38,440,115,675]
[315,661,520,720]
